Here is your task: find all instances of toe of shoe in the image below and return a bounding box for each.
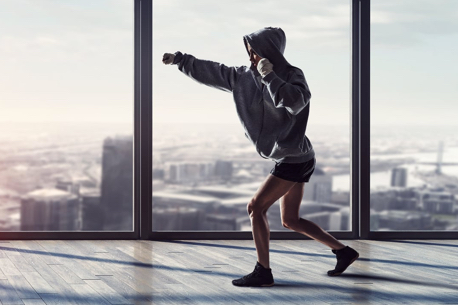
[327,270,341,276]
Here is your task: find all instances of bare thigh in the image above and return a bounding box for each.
[280,182,305,223]
[249,174,298,213]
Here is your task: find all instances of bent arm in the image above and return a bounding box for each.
[173,52,243,93]
[261,70,311,115]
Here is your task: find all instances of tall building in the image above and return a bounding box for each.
[21,188,80,231]
[391,167,407,187]
[214,160,233,181]
[329,207,350,231]
[371,188,418,212]
[303,167,333,203]
[81,189,102,231]
[165,161,214,184]
[100,136,133,231]
[418,189,454,214]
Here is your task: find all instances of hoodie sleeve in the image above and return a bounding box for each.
[261,69,311,115]
[173,52,242,93]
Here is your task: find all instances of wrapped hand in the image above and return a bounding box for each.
[162,53,175,65]
[257,58,273,77]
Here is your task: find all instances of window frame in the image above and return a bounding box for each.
[363,0,458,240]
[149,0,360,240]
[0,0,144,240]
[2,0,455,240]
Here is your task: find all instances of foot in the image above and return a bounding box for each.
[232,262,274,287]
[327,246,359,276]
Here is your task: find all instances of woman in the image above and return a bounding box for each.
[162,27,359,287]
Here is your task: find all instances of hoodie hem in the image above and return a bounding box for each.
[272,150,315,164]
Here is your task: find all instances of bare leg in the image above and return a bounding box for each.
[280,182,345,250]
[247,174,297,268]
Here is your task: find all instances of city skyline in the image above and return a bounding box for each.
[0,120,457,231]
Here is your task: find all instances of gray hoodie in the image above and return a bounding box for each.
[172,27,314,164]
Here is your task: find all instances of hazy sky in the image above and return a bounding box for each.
[1,0,457,126]
[0,0,133,123]
[153,0,351,127]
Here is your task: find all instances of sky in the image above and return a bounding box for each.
[0,0,133,123]
[0,0,457,126]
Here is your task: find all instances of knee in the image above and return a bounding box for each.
[247,197,266,217]
[282,217,299,230]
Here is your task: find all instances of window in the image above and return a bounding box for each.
[0,0,134,231]
[371,0,458,231]
[152,0,352,232]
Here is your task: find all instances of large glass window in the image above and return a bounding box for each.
[153,1,351,231]
[371,0,458,230]
[0,1,134,231]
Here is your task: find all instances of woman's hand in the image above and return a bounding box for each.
[257,58,273,77]
[162,53,175,65]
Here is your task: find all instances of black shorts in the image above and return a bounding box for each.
[270,158,316,183]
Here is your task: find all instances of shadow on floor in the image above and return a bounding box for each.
[388,240,458,248]
[151,281,458,304]
[340,273,458,290]
[0,284,152,304]
[151,263,458,292]
[0,245,153,269]
[167,240,458,270]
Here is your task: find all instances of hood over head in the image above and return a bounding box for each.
[243,27,292,76]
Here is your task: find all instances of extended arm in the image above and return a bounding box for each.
[163,52,243,93]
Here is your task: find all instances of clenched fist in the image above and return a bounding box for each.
[162,53,175,65]
[257,58,273,78]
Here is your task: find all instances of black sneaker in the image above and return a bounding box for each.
[327,246,359,276]
[232,262,274,287]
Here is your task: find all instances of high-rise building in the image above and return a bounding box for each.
[214,160,233,181]
[329,207,350,231]
[81,189,102,231]
[100,136,133,231]
[391,167,407,187]
[303,167,333,203]
[371,188,418,212]
[418,189,455,214]
[165,161,214,184]
[21,188,80,231]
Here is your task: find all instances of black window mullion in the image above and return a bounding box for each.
[136,0,153,239]
[351,0,361,239]
[360,0,371,239]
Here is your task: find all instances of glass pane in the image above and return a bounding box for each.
[371,0,458,230]
[0,1,134,231]
[153,0,351,231]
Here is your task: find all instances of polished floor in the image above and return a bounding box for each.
[0,240,457,304]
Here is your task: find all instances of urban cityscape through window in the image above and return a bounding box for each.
[4,1,455,234]
[152,0,352,231]
[0,1,134,231]
[371,0,458,230]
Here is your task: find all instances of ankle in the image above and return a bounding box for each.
[257,261,270,269]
